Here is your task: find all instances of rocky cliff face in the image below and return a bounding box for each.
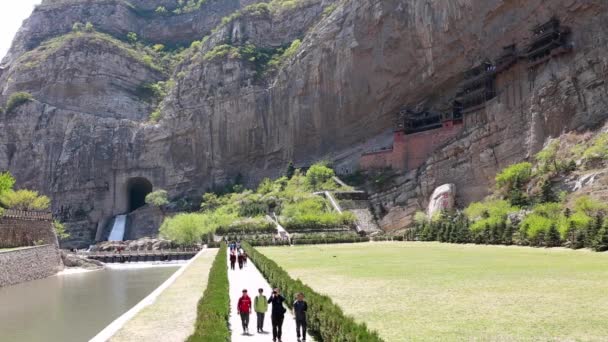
[1,0,607,246]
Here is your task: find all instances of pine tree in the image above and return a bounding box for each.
[594,223,608,252]
[540,179,555,203]
[586,215,603,248]
[574,229,586,249]
[503,222,514,245]
[546,224,561,247]
[565,221,577,249]
[284,161,296,179]
[535,230,546,247]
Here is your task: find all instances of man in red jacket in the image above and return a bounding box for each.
[237,289,252,334]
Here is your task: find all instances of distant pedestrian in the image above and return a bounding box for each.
[237,289,252,334]
[238,253,244,270]
[254,288,268,333]
[293,292,308,342]
[242,251,248,267]
[229,252,237,270]
[268,288,286,342]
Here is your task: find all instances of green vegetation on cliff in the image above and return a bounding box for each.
[15,30,167,73]
[159,163,354,245]
[5,92,33,113]
[416,134,608,252]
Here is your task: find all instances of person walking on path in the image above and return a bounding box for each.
[242,251,248,267]
[293,292,308,342]
[237,289,252,335]
[268,288,286,342]
[238,252,244,270]
[230,251,237,270]
[254,288,268,333]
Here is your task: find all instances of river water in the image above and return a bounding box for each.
[0,264,180,342]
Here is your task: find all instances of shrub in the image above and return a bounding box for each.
[215,217,275,235]
[0,190,50,211]
[187,243,230,341]
[582,133,608,164]
[202,44,240,61]
[145,190,169,207]
[5,92,33,113]
[155,6,168,15]
[127,32,138,44]
[0,171,15,195]
[54,220,70,240]
[305,163,335,191]
[84,22,94,32]
[464,199,519,232]
[159,213,219,245]
[495,162,532,205]
[72,22,84,32]
[535,140,560,173]
[149,108,162,122]
[242,243,384,341]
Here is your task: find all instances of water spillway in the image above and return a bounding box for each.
[108,215,127,241]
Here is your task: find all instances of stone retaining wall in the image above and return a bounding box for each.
[0,209,58,248]
[0,245,64,287]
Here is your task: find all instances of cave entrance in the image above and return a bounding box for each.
[127,177,153,212]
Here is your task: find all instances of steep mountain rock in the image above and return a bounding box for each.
[1,0,607,246]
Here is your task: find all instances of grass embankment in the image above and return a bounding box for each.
[187,244,230,342]
[243,242,384,342]
[110,249,218,342]
[261,242,608,341]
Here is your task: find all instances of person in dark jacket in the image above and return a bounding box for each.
[237,289,252,334]
[293,292,308,342]
[229,251,237,270]
[237,252,244,270]
[268,288,286,342]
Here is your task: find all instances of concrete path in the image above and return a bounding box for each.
[109,249,218,342]
[228,254,312,342]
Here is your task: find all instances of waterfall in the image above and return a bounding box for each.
[108,215,127,241]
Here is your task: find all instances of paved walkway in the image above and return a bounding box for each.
[228,254,312,342]
[109,249,218,342]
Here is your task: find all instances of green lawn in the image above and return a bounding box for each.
[260,242,608,341]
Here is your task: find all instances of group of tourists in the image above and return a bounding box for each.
[229,241,248,270]
[237,287,308,342]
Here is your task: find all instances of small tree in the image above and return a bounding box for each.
[305,163,335,191]
[0,190,50,211]
[0,171,15,195]
[72,22,84,32]
[5,92,33,113]
[84,22,94,32]
[539,178,555,203]
[284,161,296,179]
[127,32,138,44]
[546,224,561,247]
[145,190,169,207]
[594,223,608,252]
[54,220,70,240]
[201,193,221,212]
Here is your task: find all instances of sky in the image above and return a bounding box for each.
[0,1,41,61]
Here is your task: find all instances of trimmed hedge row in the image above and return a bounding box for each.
[242,242,384,342]
[292,236,370,245]
[187,243,230,342]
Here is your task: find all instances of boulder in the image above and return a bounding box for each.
[427,184,456,218]
[61,251,104,270]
